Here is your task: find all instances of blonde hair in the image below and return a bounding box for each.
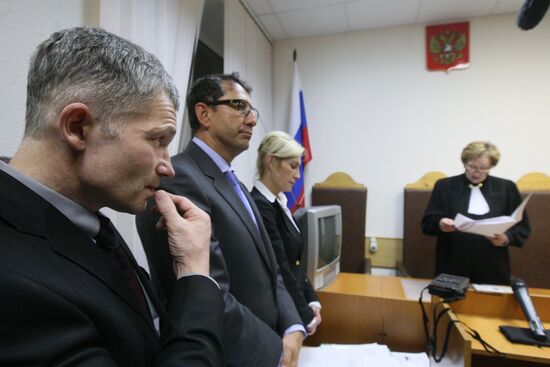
[461,141,500,167]
[256,131,304,177]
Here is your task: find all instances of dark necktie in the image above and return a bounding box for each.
[95,215,151,321]
[225,170,257,226]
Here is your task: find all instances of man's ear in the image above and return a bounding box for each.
[195,102,211,129]
[58,103,94,151]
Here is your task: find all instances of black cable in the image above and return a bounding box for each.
[459,321,504,355]
[419,287,501,363]
[419,287,432,352]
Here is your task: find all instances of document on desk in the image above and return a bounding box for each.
[400,279,431,302]
[471,283,513,294]
[453,193,531,237]
[298,344,428,367]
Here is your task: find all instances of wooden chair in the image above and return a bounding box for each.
[311,172,369,274]
[399,172,445,278]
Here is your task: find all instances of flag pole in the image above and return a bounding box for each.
[286,48,311,212]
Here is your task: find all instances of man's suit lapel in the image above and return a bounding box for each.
[187,143,274,273]
[0,170,157,331]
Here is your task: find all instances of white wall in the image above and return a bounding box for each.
[273,14,550,239]
[0,0,97,157]
[224,0,274,187]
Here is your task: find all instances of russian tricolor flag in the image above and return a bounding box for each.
[286,51,312,213]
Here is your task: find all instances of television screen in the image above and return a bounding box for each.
[295,205,342,289]
[318,216,340,269]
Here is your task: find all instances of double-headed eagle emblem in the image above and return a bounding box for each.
[429,30,467,65]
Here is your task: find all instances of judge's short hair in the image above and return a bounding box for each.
[461,141,500,167]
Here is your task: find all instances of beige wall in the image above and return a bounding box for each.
[0,0,98,156]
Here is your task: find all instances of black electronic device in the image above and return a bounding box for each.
[511,277,548,341]
[517,0,550,30]
[428,273,470,300]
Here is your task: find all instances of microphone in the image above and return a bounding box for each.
[517,0,550,30]
[511,277,548,341]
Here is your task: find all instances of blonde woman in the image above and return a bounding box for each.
[251,131,322,335]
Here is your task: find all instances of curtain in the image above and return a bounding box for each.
[99,0,205,269]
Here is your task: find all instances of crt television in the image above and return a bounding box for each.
[294,205,342,290]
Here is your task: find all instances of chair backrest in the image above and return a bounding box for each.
[403,188,437,278]
[513,172,550,289]
[312,172,367,274]
[401,172,445,278]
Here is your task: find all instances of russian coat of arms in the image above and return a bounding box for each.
[426,22,469,72]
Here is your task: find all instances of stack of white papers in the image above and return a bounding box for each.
[453,194,531,237]
[298,343,429,367]
[471,284,513,294]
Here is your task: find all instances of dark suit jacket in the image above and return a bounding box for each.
[0,169,223,366]
[136,141,302,367]
[251,188,319,326]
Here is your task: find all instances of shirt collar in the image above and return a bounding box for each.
[254,179,300,232]
[253,179,289,208]
[192,136,232,173]
[0,161,99,238]
[254,179,277,203]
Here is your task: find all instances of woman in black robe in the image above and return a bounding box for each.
[422,141,530,285]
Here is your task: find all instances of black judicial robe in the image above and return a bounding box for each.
[421,174,530,285]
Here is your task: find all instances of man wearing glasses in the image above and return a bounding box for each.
[137,73,304,367]
[422,141,530,285]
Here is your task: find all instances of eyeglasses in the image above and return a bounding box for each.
[465,162,491,173]
[207,99,260,120]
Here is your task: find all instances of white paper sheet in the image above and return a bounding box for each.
[471,284,513,294]
[391,351,430,367]
[453,193,531,237]
[298,344,429,367]
[400,278,431,302]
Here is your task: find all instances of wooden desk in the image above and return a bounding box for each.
[305,273,430,352]
[435,288,550,366]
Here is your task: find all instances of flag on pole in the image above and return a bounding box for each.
[286,50,312,213]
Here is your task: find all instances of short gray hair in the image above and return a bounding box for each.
[25,26,179,138]
[461,141,501,167]
[256,131,304,177]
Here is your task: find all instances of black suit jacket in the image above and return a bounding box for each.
[251,188,319,325]
[0,169,223,366]
[136,141,302,367]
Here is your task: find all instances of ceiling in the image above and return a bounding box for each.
[239,0,525,42]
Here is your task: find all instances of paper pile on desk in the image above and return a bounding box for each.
[471,284,513,294]
[298,343,428,367]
